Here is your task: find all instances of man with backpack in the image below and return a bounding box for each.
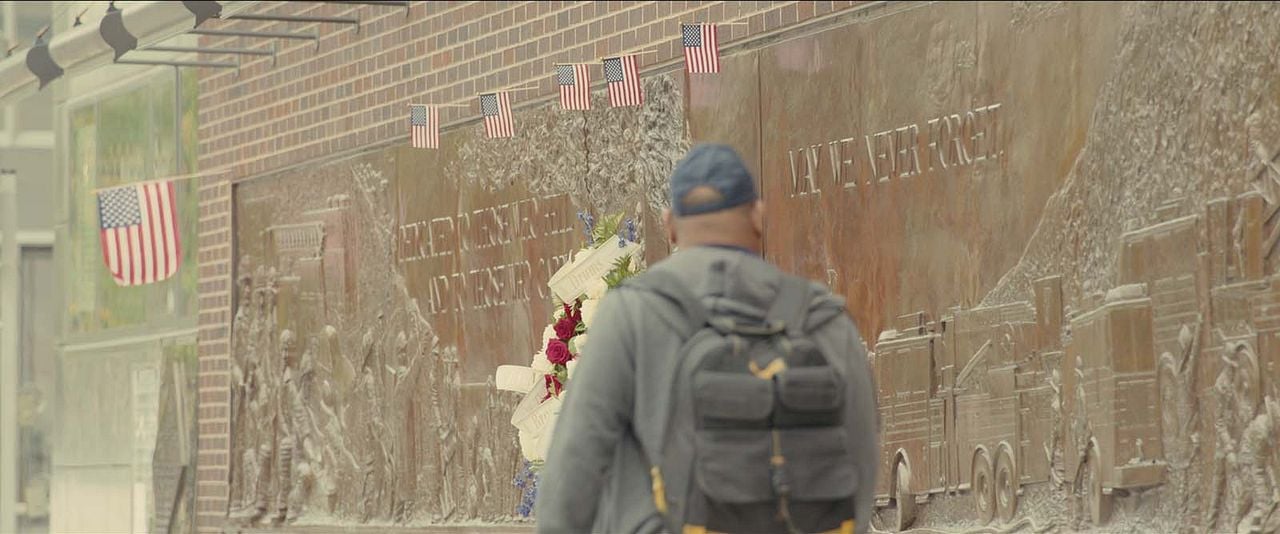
[537,144,879,534]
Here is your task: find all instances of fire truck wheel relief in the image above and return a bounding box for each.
[893,458,915,532]
[996,447,1018,524]
[973,450,995,525]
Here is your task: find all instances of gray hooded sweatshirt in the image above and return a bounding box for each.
[536,246,879,534]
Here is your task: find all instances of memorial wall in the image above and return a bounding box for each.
[223,2,1280,531]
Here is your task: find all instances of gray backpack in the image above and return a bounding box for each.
[626,268,859,534]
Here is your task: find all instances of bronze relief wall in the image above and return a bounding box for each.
[228,75,688,525]
[221,1,1280,532]
[688,2,1280,532]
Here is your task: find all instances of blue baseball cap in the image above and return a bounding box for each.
[669,144,758,216]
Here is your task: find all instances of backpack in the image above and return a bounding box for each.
[625,267,858,534]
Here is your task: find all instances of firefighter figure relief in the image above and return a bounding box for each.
[228,152,526,526]
[209,3,1280,529]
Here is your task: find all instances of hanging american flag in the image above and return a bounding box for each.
[603,54,643,107]
[480,91,514,138]
[682,23,720,73]
[97,180,181,287]
[556,64,591,110]
[409,104,439,149]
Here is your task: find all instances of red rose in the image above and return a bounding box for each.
[554,315,578,341]
[546,339,573,365]
[543,374,563,400]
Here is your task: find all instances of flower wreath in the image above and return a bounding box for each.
[501,211,645,510]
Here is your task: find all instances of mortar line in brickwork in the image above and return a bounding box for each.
[197,2,718,131]
[202,3,860,166]
[197,2,882,178]
[198,6,740,149]
[195,0,397,54]
[422,2,638,66]
[200,1,851,158]
[197,2,499,91]
[199,22,401,95]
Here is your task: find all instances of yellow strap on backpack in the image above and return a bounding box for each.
[650,466,668,514]
[682,519,853,534]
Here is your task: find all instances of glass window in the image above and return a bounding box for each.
[64,71,199,335]
[66,105,97,332]
[19,247,55,534]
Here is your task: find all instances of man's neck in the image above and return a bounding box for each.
[681,239,761,255]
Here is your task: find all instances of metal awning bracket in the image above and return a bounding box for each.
[189,28,319,41]
[320,1,411,16]
[141,45,274,57]
[113,58,240,70]
[222,13,360,26]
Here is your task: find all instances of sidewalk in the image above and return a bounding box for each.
[230,525,534,534]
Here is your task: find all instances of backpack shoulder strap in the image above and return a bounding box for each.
[623,269,710,338]
[765,274,813,337]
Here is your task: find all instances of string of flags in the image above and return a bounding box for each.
[408,21,743,147]
[92,20,739,285]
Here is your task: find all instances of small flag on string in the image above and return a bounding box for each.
[97,180,181,287]
[556,64,591,110]
[682,23,720,73]
[409,104,439,149]
[603,54,643,108]
[480,91,514,138]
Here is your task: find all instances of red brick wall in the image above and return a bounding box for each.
[193,1,870,530]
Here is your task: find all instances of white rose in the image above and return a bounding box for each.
[531,352,553,374]
[585,279,608,301]
[566,358,580,381]
[542,323,557,343]
[579,298,601,327]
[518,429,544,462]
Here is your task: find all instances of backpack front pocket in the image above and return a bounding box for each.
[694,371,773,429]
[776,366,844,427]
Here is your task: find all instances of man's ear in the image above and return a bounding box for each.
[663,208,677,246]
[751,200,765,235]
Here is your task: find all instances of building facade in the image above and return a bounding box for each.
[192,2,874,530]
[1,3,58,533]
[3,1,1279,533]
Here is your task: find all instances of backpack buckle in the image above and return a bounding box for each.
[710,318,786,337]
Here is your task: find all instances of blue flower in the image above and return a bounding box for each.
[578,211,596,246]
[512,460,540,517]
[618,217,636,246]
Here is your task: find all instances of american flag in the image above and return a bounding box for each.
[480,91,514,138]
[97,181,181,287]
[409,104,439,149]
[682,23,721,73]
[603,54,643,107]
[556,64,591,110]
